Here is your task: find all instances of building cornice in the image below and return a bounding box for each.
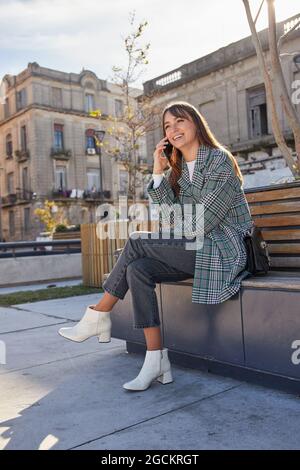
[0,104,109,127]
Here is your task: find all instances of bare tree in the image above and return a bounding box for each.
[92,11,163,202]
[242,0,300,179]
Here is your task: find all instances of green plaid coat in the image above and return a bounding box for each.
[147,144,254,304]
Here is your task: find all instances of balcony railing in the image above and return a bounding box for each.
[15,149,30,162]
[1,190,36,206]
[16,188,36,201]
[83,190,111,200]
[52,189,73,198]
[52,189,112,200]
[1,193,17,205]
[50,148,72,160]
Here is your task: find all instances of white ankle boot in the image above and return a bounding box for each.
[58,306,112,343]
[123,348,173,391]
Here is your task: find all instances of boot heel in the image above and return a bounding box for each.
[98,332,111,343]
[157,369,173,384]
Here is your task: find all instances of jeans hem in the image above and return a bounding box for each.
[133,323,161,330]
[102,285,125,300]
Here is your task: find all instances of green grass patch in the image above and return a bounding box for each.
[0,284,103,307]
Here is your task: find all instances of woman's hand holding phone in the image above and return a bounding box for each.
[153,137,172,174]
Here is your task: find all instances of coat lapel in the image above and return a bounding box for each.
[177,144,212,200]
[177,159,191,195]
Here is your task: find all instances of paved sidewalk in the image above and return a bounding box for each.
[0,293,299,450]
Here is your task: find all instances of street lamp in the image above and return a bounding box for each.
[94,130,106,202]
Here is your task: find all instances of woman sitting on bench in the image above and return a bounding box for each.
[58,101,253,392]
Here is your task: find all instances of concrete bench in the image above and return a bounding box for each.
[110,271,300,395]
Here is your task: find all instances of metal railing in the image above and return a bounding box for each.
[1,189,36,206]
[0,239,81,258]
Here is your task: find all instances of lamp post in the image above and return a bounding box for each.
[94,130,106,203]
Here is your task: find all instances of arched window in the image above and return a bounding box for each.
[6,134,13,157]
[54,124,64,150]
[85,93,95,113]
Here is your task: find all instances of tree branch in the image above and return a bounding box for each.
[267,0,300,172]
[254,0,265,25]
[242,0,299,176]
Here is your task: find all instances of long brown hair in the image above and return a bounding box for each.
[162,101,243,196]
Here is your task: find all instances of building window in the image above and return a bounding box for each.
[16,88,27,111]
[55,165,67,190]
[51,87,62,108]
[119,170,128,193]
[20,125,27,151]
[87,169,100,190]
[4,98,10,118]
[85,94,95,113]
[142,177,150,198]
[247,86,268,139]
[22,167,28,188]
[7,172,14,194]
[54,124,64,150]
[24,207,30,233]
[138,138,147,163]
[85,128,97,153]
[6,134,13,157]
[9,211,15,236]
[86,135,96,149]
[22,167,29,197]
[115,99,124,118]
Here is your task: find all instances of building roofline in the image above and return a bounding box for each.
[2,63,143,94]
[2,63,111,92]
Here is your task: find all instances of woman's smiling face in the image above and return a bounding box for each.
[163,110,199,150]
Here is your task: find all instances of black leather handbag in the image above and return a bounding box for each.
[244,225,271,276]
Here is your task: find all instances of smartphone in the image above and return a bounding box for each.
[162,140,173,160]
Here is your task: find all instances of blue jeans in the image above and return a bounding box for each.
[102,231,196,329]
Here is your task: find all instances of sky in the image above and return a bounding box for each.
[0,0,299,90]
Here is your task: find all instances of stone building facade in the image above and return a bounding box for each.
[0,63,148,241]
[142,14,300,189]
